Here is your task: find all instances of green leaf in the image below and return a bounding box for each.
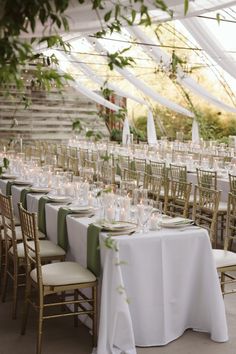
[104,10,112,22]
[216,13,221,25]
[184,0,189,15]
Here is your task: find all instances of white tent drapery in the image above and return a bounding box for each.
[86,36,194,118]
[147,110,158,145]
[122,117,131,145]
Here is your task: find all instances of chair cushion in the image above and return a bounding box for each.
[30,262,96,286]
[218,202,227,212]
[10,240,65,259]
[213,249,236,268]
[7,226,46,240]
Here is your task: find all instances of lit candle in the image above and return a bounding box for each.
[120,207,126,221]
[106,205,115,222]
[88,192,93,207]
[149,214,157,230]
[137,201,144,222]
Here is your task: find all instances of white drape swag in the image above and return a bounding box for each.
[128,26,236,114]
[122,117,131,145]
[86,36,194,118]
[147,111,158,145]
[192,117,201,144]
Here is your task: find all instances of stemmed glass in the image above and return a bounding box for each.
[137,201,153,233]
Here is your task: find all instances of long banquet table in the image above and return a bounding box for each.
[0,179,229,354]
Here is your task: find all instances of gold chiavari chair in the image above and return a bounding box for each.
[169,164,187,182]
[98,163,115,185]
[117,155,130,171]
[18,204,97,354]
[133,157,147,173]
[196,168,217,189]
[67,156,79,176]
[0,193,65,319]
[229,173,236,194]
[57,153,68,171]
[192,185,220,247]
[165,179,192,218]
[121,169,140,194]
[149,161,166,178]
[213,193,236,295]
[69,146,78,158]
[143,174,163,203]
[79,148,89,168]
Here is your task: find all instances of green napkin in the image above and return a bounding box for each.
[57,207,73,251]
[20,188,31,209]
[38,196,50,235]
[87,224,101,277]
[6,181,16,196]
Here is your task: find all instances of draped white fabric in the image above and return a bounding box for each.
[182,16,236,82]
[147,110,158,145]
[122,117,131,145]
[192,117,201,144]
[69,53,146,105]
[86,36,194,118]
[128,26,236,114]
[50,51,122,112]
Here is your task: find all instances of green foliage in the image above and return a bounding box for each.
[107,47,135,70]
[0,1,73,91]
[3,157,10,169]
[85,130,103,141]
[110,128,122,142]
[72,120,83,132]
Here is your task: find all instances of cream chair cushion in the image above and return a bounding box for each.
[31,262,96,286]
[7,226,46,240]
[213,249,236,268]
[10,240,65,258]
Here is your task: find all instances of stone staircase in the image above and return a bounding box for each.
[0,84,109,144]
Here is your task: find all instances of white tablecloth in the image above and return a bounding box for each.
[1,183,229,354]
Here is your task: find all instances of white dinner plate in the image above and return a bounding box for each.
[159,217,194,228]
[1,174,17,180]
[47,195,72,203]
[96,221,137,232]
[13,180,33,185]
[30,187,51,193]
[69,205,93,213]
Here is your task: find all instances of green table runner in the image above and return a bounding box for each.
[87,224,101,277]
[20,188,31,209]
[57,207,74,251]
[38,196,50,235]
[6,181,17,196]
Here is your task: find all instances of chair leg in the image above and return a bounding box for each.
[21,279,31,335]
[74,289,78,328]
[37,297,44,354]
[221,272,225,296]
[92,286,97,347]
[12,260,19,319]
[1,251,9,303]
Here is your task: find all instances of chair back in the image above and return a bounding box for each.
[192,185,220,245]
[229,174,236,194]
[169,164,187,182]
[196,168,217,189]
[165,179,192,218]
[67,156,79,176]
[0,193,18,259]
[225,193,236,251]
[143,174,163,202]
[18,203,43,290]
[149,161,166,178]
